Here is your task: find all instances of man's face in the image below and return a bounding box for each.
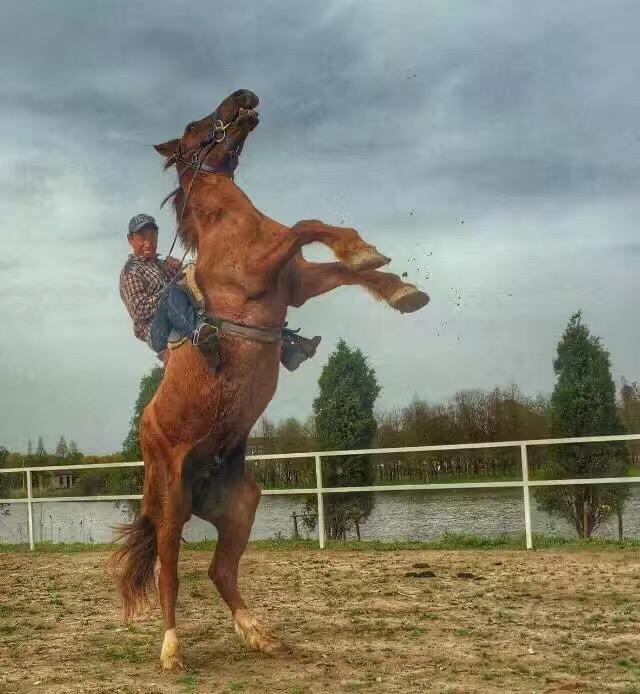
[128,226,158,260]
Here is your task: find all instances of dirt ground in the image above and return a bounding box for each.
[0,547,639,693]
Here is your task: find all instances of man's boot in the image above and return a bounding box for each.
[281,334,321,371]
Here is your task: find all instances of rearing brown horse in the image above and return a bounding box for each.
[110,89,429,671]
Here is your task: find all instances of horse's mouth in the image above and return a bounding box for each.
[238,106,259,124]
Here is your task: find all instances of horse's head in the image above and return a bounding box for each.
[154,89,259,176]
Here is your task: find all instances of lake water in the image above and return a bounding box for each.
[2,487,639,545]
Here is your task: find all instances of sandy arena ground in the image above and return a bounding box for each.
[0,547,639,693]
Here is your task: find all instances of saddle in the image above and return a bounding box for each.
[169,263,321,371]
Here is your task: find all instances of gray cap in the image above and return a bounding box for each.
[128,213,158,235]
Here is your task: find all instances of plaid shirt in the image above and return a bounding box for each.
[119,255,176,343]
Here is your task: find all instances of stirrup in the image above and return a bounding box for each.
[192,322,219,349]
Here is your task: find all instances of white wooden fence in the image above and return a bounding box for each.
[1,433,639,550]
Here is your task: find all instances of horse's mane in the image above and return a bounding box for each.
[161,160,198,254]
[171,186,198,254]
[163,145,240,254]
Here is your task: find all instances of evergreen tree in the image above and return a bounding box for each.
[55,435,68,458]
[122,366,164,461]
[535,312,629,538]
[306,340,380,540]
[35,436,46,458]
[118,366,164,495]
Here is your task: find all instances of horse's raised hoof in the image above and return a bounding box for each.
[234,609,286,655]
[160,629,185,672]
[389,286,430,313]
[347,248,391,272]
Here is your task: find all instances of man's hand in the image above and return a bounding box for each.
[163,256,182,276]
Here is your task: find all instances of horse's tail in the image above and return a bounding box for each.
[108,514,157,620]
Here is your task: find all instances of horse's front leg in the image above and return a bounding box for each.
[291,258,430,313]
[291,219,391,272]
[246,217,388,294]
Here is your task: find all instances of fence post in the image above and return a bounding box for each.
[520,444,533,550]
[26,469,35,551]
[315,454,325,549]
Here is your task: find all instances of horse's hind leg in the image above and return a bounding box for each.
[157,510,188,670]
[207,470,283,653]
[139,415,191,671]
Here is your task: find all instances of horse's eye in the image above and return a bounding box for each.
[186,122,196,132]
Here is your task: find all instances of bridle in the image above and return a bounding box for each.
[163,110,239,262]
[175,113,236,174]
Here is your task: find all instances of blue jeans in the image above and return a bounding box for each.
[148,283,199,353]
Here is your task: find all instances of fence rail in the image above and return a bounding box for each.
[2,433,640,550]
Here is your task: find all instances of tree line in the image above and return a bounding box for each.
[2,311,639,540]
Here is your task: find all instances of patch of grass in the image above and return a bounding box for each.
[0,541,115,553]
[0,604,10,617]
[453,628,472,637]
[181,568,203,583]
[0,624,19,635]
[617,657,639,671]
[228,681,250,692]
[2,533,640,555]
[103,643,149,663]
[178,673,199,693]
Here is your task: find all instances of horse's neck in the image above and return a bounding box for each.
[191,182,290,324]
[191,176,261,271]
[197,175,253,217]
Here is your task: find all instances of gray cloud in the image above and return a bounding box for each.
[0,0,638,453]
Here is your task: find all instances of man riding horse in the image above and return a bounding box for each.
[120,212,320,369]
[111,88,429,672]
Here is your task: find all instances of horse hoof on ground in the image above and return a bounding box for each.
[234,610,285,654]
[389,286,430,313]
[347,248,391,272]
[160,631,185,671]
[160,653,185,672]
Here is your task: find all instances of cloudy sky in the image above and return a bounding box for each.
[1,1,638,453]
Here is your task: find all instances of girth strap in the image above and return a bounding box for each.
[184,264,284,344]
[205,316,283,344]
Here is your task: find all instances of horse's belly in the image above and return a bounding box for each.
[155,341,280,453]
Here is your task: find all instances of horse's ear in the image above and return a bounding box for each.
[154,138,180,158]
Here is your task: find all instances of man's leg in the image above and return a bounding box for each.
[165,283,218,354]
[165,283,197,336]
[148,292,172,353]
